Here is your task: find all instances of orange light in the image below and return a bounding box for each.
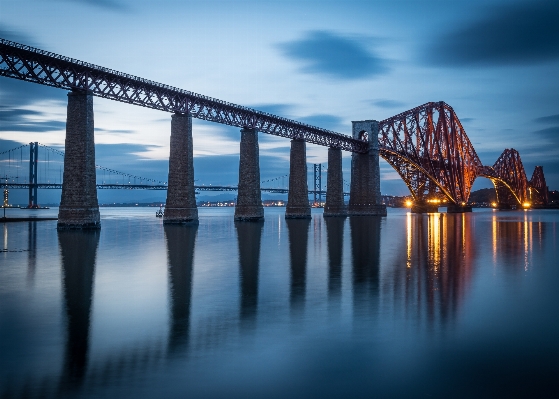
[491,202,497,207]
[405,200,413,207]
[522,202,531,208]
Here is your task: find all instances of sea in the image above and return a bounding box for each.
[1,207,558,398]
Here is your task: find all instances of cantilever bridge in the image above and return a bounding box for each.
[0,38,549,226]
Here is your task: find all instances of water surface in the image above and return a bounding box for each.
[1,207,558,398]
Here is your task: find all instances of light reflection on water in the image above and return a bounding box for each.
[1,207,558,398]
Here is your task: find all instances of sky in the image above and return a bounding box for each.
[1,0,558,204]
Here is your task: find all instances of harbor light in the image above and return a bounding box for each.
[522,202,531,208]
[405,200,413,207]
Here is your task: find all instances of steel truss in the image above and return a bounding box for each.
[378,102,482,204]
[0,39,367,153]
[529,166,548,206]
[479,149,528,206]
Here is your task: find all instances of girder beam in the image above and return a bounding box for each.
[0,38,367,153]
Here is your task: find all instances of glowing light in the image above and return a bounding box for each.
[491,202,497,208]
[405,200,413,207]
[522,202,531,208]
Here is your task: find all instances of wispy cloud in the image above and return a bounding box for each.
[57,0,130,12]
[0,106,65,133]
[278,31,388,80]
[427,0,559,66]
[534,114,559,124]
[371,99,405,109]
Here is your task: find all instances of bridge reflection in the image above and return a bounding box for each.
[350,217,382,314]
[286,219,310,312]
[58,230,99,392]
[1,212,555,398]
[165,225,197,354]
[325,217,345,300]
[236,221,263,328]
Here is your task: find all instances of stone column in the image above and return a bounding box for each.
[324,147,346,217]
[164,113,198,225]
[235,128,264,221]
[348,120,387,216]
[285,139,311,219]
[58,90,100,230]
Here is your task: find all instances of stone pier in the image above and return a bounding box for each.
[285,139,311,219]
[164,113,198,225]
[235,128,264,221]
[348,121,387,216]
[57,90,100,230]
[324,147,347,217]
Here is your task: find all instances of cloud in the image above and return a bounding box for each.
[533,126,559,141]
[0,25,39,46]
[249,104,294,117]
[298,114,345,132]
[57,0,129,12]
[534,114,559,124]
[278,31,388,80]
[95,127,135,134]
[0,106,66,132]
[428,0,559,66]
[371,99,406,109]
[0,76,65,108]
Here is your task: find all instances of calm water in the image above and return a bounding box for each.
[1,207,558,398]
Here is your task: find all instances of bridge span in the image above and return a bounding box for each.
[0,39,548,228]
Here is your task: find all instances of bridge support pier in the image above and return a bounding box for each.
[164,113,198,225]
[235,128,264,221]
[348,121,386,217]
[447,205,472,213]
[324,147,347,217]
[285,139,311,219]
[57,90,100,230]
[411,202,439,213]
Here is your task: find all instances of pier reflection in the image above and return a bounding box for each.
[235,221,263,327]
[58,230,100,392]
[324,217,345,299]
[27,222,37,285]
[350,217,381,313]
[165,225,198,354]
[286,219,310,310]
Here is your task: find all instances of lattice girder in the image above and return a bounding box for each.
[378,102,483,204]
[0,38,367,153]
[529,166,548,206]
[481,149,528,205]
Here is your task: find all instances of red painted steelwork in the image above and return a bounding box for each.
[529,166,548,206]
[480,149,528,206]
[378,102,482,204]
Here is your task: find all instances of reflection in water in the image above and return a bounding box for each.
[58,230,100,392]
[27,222,37,285]
[350,217,381,311]
[235,221,263,327]
[396,213,475,325]
[165,225,198,354]
[491,213,546,271]
[286,219,310,309]
[324,217,345,299]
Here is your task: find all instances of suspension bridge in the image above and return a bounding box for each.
[0,142,333,206]
[0,38,550,228]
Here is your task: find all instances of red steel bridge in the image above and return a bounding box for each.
[0,38,549,209]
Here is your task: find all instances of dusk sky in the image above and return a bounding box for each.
[1,0,558,203]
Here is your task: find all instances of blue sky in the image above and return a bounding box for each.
[1,0,558,203]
